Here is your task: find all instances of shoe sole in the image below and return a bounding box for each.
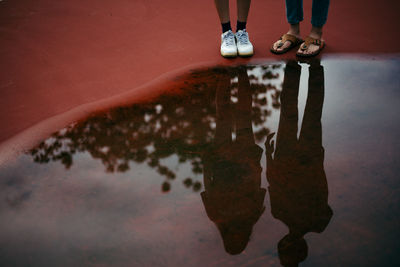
[221,52,238,58]
[238,51,254,57]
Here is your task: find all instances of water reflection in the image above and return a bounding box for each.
[266,60,332,266]
[29,64,282,192]
[26,61,333,260]
[1,58,398,266]
[201,67,266,255]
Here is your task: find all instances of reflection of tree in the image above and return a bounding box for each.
[265,60,332,267]
[30,64,283,192]
[201,67,266,255]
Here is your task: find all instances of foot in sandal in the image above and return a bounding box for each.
[296,36,325,57]
[271,24,302,54]
[271,33,303,54]
[296,30,325,57]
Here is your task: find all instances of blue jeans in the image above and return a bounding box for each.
[286,0,330,27]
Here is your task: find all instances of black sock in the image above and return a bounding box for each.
[221,21,232,33]
[236,20,247,31]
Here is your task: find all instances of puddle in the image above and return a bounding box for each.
[0,57,399,266]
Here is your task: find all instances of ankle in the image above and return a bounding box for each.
[221,21,232,34]
[310,26,323,38]
[236,20,247,32]
[288,23,300,35]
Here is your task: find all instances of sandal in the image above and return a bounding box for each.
[296,36,325,57]
[270,34,303,54]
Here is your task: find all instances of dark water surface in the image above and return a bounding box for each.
[0,57,399,267]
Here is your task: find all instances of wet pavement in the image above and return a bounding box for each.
[0,57,399,266]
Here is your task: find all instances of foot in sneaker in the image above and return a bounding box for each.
[220,30,237,58]
[235,29,254,57]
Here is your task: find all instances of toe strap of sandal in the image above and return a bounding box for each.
[300,36,323,50]
[278,34,298,48]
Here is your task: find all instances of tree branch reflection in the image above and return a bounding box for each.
[29,64,283,193]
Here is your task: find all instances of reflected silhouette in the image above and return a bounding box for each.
[201,67,266,255]
[29,64,283,193]
[265,60,333,266]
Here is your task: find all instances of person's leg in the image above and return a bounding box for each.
[215,0,231,31]
[237,0,251,31]
[311,0,330,30]
[215,0,237,57]
[286,0,303,26]
[272,0,303,52]
[235,0,254,56]
[297,0,330,55]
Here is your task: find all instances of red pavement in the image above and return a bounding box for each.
[0,0,399,146]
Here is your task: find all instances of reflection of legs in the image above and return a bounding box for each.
[204,71,232,190]
[215,71,233,146]
[298,61,324,156]
[273,61,309,267]
[275,61,301,159]
[235,67,254,144]
[235,67,263,190]
[297,61,332,234]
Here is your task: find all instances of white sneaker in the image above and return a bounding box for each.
[220,30,237,58]
[235,30,254,57]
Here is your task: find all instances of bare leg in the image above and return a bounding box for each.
[237,0,251,22]
[214,0,230,23]
[310,26,323,39]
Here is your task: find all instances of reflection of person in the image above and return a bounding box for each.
[215,0,254,58]
[266,60,332,266]
[201,67,265,255]
[270,0,330,57]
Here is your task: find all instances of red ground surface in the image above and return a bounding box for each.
[0,0,399,145]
